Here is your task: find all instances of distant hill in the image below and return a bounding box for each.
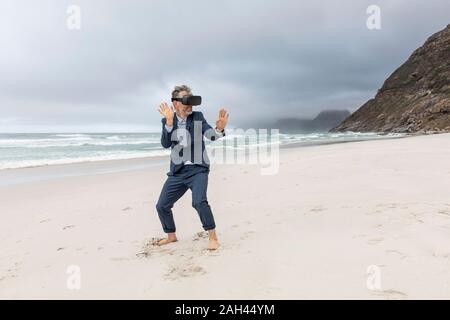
[240,110,351,133]
[275,110,351,133]
[331,24,450,133]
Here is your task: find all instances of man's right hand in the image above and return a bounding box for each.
[157,102,175,126]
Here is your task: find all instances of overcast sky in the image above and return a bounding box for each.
[0,0,449,132]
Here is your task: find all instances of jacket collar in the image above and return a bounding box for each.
[174,112,193,129]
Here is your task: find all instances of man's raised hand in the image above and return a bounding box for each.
[157,102,175,126]
[215,108,229,131]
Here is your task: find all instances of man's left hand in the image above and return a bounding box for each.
[215,108,229,132]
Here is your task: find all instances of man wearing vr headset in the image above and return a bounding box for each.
[156,85,229,250]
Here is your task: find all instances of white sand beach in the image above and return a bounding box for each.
[1,133,450,299]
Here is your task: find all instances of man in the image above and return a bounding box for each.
[155,85,229,250]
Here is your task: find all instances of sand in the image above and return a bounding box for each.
[1,133,450,299]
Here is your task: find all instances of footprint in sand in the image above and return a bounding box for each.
[136,238,160,257]
[386,250,408,259]
[110,257,132,262]
[192,231,209,241]
[367,209,382,216]
[432,251,450,259]
[261,286,282,295]
[0,260,22,283]
[164,264,206,280]
[375,203,399,210]
[136,251,151,258]
[437,210,450,216]
[240,231,255,240]
[372,289,408,300]
[367,237,384,245]
[136,237,177,258]
[309,206,326,213]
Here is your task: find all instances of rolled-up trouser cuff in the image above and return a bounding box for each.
[203,224,216,231]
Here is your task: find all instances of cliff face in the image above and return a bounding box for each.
[331,24,450,133]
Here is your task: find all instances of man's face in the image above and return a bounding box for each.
[173,90,193,116]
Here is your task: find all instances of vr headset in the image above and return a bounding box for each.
[171,95,202,106]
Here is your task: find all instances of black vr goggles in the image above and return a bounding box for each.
[171,95,202,106]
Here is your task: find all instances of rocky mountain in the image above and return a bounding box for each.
[273,110,350,133]
[331,24,450,133]
[242,110,350,133]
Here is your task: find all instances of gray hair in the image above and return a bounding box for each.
[171,85,192,98]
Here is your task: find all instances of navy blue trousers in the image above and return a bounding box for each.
[156,165,216,233]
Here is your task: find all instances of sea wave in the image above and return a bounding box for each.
[0,131,406,170]
[52,133,92,138]
[0,136,94,146]
[0,141,160,148]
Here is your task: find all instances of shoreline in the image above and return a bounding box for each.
[0,155,168,187]
[279,132,410,149]
[0,131,426,186]
[0,131,414,173]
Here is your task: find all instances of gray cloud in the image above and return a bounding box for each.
[0,0,449,132]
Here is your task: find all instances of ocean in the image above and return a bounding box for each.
[0,131,405,170]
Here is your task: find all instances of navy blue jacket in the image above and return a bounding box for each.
[160,111,225,176]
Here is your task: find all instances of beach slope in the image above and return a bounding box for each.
[1,133,450,299]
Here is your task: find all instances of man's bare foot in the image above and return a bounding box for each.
[208,238,220,250]
[154,233,177,246]
[156,238,177,246]
[207,229,220,250]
